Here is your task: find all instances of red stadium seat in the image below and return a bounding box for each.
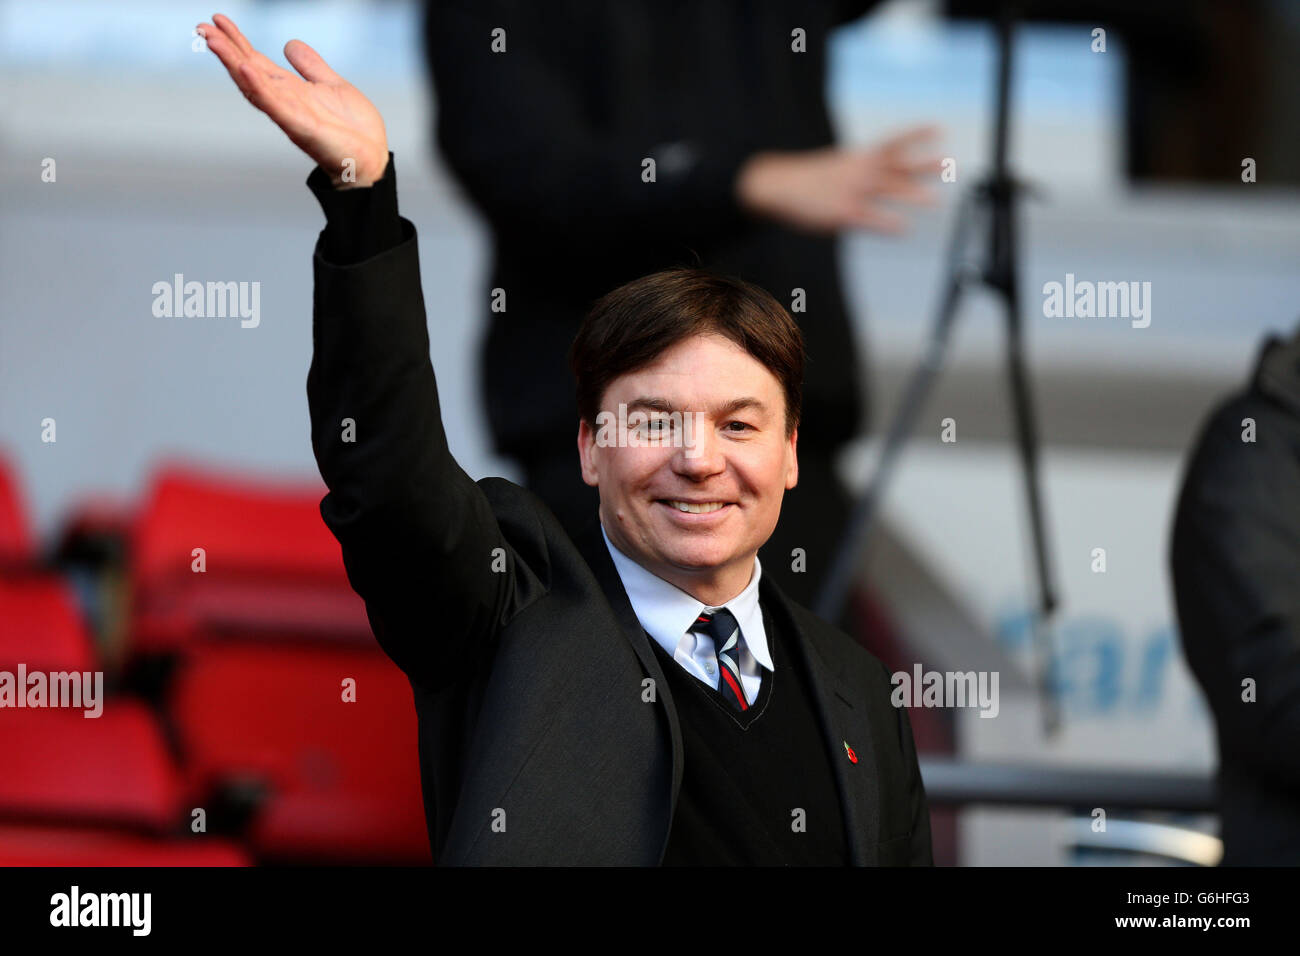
[0,700,182,831]
[0,575,96,672]
[0,454,33,566]
[0,826,250,866]
[128,462,370,651]
[167,642,430,864]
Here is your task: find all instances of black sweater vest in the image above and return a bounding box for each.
[650,602,849,865]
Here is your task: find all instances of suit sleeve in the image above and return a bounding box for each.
[305,153,526,691]
[307,153,404,265]
[422,0,754,249]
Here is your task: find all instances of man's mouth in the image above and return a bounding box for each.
[658,499,732,514]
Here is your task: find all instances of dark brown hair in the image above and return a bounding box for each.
[569,267,804,438]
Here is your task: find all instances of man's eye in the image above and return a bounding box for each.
[725,421,753,432]
[637,418,673,438]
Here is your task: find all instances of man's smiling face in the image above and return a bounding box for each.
[578,332,798,604]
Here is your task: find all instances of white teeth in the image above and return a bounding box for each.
[665,500,727,514]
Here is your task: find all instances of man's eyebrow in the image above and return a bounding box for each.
[624,396,770,418]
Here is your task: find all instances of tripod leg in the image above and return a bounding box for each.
[1000,277,1056,614]
[989,185,1061,735]
[814,192,980,622]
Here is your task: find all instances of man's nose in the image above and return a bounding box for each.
[673,419,724,474]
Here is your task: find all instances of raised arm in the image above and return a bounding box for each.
[200,14,529,688]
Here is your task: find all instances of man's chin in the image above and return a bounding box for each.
[656,540,739,573]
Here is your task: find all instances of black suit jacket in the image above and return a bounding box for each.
[306,207,932,866]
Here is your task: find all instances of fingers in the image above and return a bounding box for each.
[879,124,942,155]
[900,155,946,178]
[874,126,945,185]
[205,14,291,79]
[285,39,342,85]
[875,176,937,205]
[201,26,312,134]
[212,13,254,57]
[199,22,250,87]
[200,24,259,100]
[845,202,907,235]
[843,144,943,205]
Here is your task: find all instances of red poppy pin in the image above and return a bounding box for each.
[843,740,857,763]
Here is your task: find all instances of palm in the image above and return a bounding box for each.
[271,80,387,179]
[199,14,388,186]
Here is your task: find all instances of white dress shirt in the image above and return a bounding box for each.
[600,521,774,704]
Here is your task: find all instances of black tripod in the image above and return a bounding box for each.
[814,5,1060,733]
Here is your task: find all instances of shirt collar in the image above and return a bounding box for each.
[600,519,773,672]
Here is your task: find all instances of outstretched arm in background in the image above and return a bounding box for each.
[425,0,943,242]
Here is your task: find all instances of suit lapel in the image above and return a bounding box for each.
[761,576,879,865]
[572,519,686,852]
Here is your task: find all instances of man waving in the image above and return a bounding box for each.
[199,14,931,866]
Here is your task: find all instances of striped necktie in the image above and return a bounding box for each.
[689,607,749,712]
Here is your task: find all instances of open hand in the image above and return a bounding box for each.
[735,125,944,235]
[198,13,389,188]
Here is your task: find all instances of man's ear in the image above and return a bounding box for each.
[785,425,799,491]
[577,418,600,487]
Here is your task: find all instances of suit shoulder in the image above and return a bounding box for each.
[474,475,576,602]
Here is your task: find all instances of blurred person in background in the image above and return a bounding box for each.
[1171,323,1300,866]
[422,0,940,609]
